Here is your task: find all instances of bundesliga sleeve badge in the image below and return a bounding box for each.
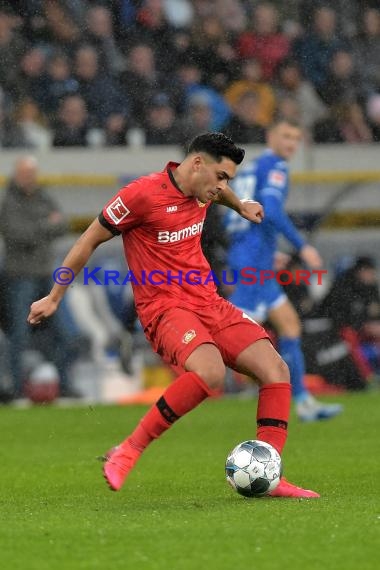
[106,196,130,225]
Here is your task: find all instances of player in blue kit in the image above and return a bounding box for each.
[225,118,343,421]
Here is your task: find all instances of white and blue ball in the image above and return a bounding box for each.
[225,440,282,497]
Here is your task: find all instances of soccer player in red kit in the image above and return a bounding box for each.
[28,133,319,498]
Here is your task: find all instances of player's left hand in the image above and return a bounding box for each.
[239,199,264,224]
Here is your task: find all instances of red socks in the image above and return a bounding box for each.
[121,375,291,459]
[122,371,214,453]
[256,382,291,454]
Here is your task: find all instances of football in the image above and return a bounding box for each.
[225,440,282,497]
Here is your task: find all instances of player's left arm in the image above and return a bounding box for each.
[214,185,264,224]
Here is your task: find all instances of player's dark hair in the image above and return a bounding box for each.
[187,132,245,165]
[268,116,301,131]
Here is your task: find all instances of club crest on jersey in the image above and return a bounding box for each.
[268,170,286,188]
[196,199,206,207]
[106,196,130,224]
[182,329,196,344]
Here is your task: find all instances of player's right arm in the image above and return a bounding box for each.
[27,218,115,324]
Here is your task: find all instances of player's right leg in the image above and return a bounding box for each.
[268,300,343,422]
[103,309,225,491]
[231,338,319,498]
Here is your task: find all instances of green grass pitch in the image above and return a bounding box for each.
[0,391,379,570]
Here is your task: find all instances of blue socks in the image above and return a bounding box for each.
[278,337,309,402]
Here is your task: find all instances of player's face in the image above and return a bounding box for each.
[191,155,237,203]
[268,124,302,160]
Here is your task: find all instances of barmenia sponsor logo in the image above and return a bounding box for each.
[157,221,204,243]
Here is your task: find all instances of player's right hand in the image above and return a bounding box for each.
[27,296,59,325]
[299,244,323,269]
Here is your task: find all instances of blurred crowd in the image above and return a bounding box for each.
[1,0,380,148]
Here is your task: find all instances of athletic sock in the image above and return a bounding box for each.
[121,371,214,453]
[256,382,291,454]
[278,336,308,402]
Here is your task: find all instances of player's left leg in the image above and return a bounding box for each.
[103,308,225,491]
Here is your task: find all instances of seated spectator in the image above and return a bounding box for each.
[223,91,266,144]
[132,0,176,69]
[293,6,347,93]
[314,102,373,143]
[52,94,89,147]
[178,92,214,147]
[353,7,380,91]
[366,94,380,141]
[42,51,79,116]
[276,97,305,132]
[224,58,276,127]
[12,46,49,104]
[0,8,27,94]
[237,2,290,81]
[121,43,179,128]
[144,93,181,145]
[85,4,125,76]
[189,15,237,90]
[274,59,327,132]
[74,44,128,137]
[319,256,380,382]
[43,0,82,52]
[13,98,51,149]
[0,87,26,148]
[176,61,230,130]
[321,50,370,107]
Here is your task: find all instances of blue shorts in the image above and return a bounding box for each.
[229,278,287,323]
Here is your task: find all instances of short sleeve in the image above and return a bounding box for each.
[99,179,150,235]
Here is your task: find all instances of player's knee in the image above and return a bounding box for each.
[263,357,290,385]
[194,360,226,390]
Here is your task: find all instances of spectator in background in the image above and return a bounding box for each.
[366,94,380,141]
[0,87,26,147]
[85,4,125,76]
[223,91,266,144]
[52,94,89,147]
[274,59,327,134]
[0,156,78,398]
[224,58,276,127]
[314,101,373,144]
[74,44,128,137]
[178,92,213,146]
[163,0,194,29]
[42,51,79,117]
[131,0,175,69]
[216,0,246,35]
[176,60,230,130]
[121,43,178,129]
[293,6,346,93]
[321,50,370,107]
[189,15,237,91]
[12,46,49,104]
[144,93,181,145]
[0,8,27,95]
[43,0,82,53]
[353,8,380,91]
[237,2,290,81]
[13,98,51,149]
[320,256,380,381]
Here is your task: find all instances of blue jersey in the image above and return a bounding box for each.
[225,149,305,271]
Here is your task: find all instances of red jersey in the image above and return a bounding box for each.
[99,162,220,333]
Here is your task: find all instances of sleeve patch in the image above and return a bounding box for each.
[268,170,286,188]
[106,197,130,225]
